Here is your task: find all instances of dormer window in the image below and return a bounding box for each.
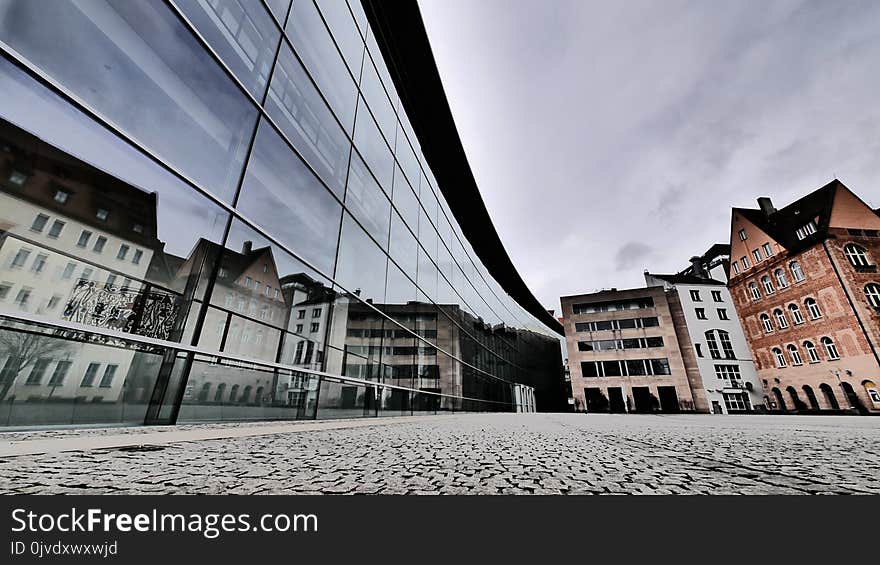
[132,223,144,234]
[54,189,70,204]
[739,229,747,241]
[795,220,817,240]
[762,243,772,257]
[9,170,27,186]
[96,208,109,221]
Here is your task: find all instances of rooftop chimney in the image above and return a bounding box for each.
[757,197,776,218]
[241,240,253,255]
[690,256,707,279]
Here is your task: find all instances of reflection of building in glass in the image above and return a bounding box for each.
[0,0,564,429]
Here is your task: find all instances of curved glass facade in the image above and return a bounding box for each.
[0,0,563,428]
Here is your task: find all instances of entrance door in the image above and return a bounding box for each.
[607,387,626,413]
[711,401,723,414]
[657,386,680,413]
[632,386,653,413]
[584,387,608,412]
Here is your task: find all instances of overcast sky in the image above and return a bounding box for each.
[418,0,880,314]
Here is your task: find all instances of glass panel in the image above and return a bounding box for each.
[285,0,358,132]
[333,212,387,305]
[387,210,418,279]
[353,96,394,190]
[359,56,397,147]
[235,119,342,276]
[265,43,351,197]
[316,379,374,419]
[314,0,364,79]
[343,153,391,250]
[0,0,259,203]
[391,164,419,232]
[263,0,291,25]
[174,0,281,100]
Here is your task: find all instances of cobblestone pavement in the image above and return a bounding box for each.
[0,413,878,494]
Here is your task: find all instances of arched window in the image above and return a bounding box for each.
[229,384,240,404]
[787,344,802,365]
[198,382,211,402]
[865,283,880,308]
[843,243,870,267]
[761,276,775,294]
[718,330,735,359]
[790,261,805,282]
[802,385,820,410]
[819,383,840,410]
[804,340,820,363]
[773,308,789,329]
[788,303,804,324]
[821,337,840,360]
[748,282,761,300]
[705,330,720,359]
[774,268,789,288]
[240,385,252,404]
[760,313,773,333]
[255,386,264,404]
[772,347,787,368]
[805,297,822,319]
[214,383,226,403]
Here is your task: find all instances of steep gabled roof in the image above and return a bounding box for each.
[734,179,840,253]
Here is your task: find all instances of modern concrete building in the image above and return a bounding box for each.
[561,286,698,413]
[727,180,880,414]
[0,0,565,429]
[646,258,764,414]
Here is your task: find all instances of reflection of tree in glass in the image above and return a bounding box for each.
[0,329,72,401]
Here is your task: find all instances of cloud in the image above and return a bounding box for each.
[614,242,654,271]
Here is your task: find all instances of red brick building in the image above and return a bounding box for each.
[727,180,880,414]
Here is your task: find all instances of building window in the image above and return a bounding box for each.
[31,254,48,274]
[132,223,144,234]
[76,230,92,247]
[741,256,750,269]
[787,344,803,366]
[718,330,735,359]
[717,308,729,320]
[790,261,805,282]
[733,262,740,275]
[705,330,720,359]
[723,392,751,412]
[80,363,100,387]
[105,274,117,288]
[93,236,107,253]
[760,313,773,333]
[0,283,11,301]
[48,360,72,386]
[9,169,27,186]
[866,283,880,308]
[98,365,118,388]
[117,244,129,260]
[132,249,143,265]
[774,308,789,329]
[752,249,762,263]
[805,298,822,319]
[795,220,817,240]
[789,304,804,324]
[774,269,789,289]
[821,337,840,360]
[265,285,272,296]
[244,276,252,288]
[714,364,742,383]
[711,290,723,302]
[53,189,70,204]
[695,308,707,320]
[761,276,775,295]
[690,289,701,302]
[11,248,30,269]
[14,288,31,308]
[295,324,303,334]
[24,358,52,385]
[310,322,319,333]
[695,343,703,358]
[843,243,870,267]
[804,340,820,363]
[297,309,306,319]
[739,228,747,241]
[773,347,787,368]
[47,294,61,309]
[80,268,93,282]
[762,243,773,257]
[748,282,760,300]
[48,220,65,238]
[313,308,322,318]
[96,208,109,221]
[31,213,49,232]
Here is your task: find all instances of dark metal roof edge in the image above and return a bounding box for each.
[361,0,564,336]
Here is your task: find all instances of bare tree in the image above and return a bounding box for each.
[0,329,72,401]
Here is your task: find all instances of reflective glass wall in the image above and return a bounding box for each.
[0,0,563,428]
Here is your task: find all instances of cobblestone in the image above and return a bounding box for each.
[0,413,877,495]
